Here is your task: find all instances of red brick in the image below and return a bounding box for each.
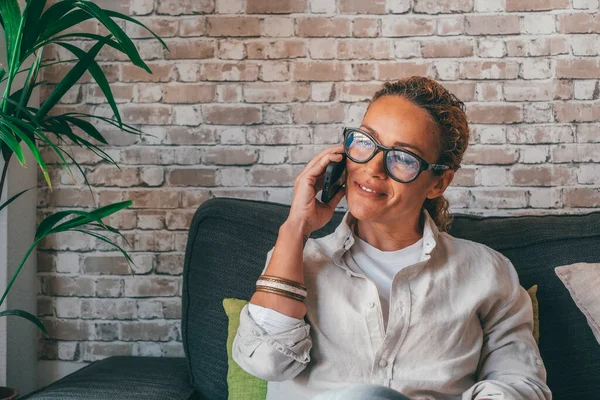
[156,0,214,15]
[246,0,307,13]
[162,83,216,103]
[123,277,179,297]
[557,13,600,33]
[179,16,207,36]
[156,253,185,274]
[459,61,519,80]
[200,62,260,81]
[382,17,436,37]
[203,147,258,165]
[506,125,574,144]
[556,59,600,79]
[339,0,386,14]
[467,104,521,124]
[350,62,376,81]
[167,168,217,186]
[442,82,476,102]
[551,144,600,162]
[207,16,261,36]
[247,39,306,59]
[294,61,348,81]
[296,17,352,37]
[129,189,180,208]
[243,82,310,102]
[510,165,574,186]
[337,40,393,60]
[462,145,519,164]
[414,0,473,13]
[506,37,568,57]
[353,18,379,37]
[340,82,382,101]
[180,190,211,208]
[86,166,141,187]
[125,17,178,38]
[506,0,569,11]
[504,81,572,101]
[563,187,600,207]
[421,39,473,58]
[249,165,295,186]
[203,104,262,124]
[122,62,174,82]
[292,103,345,124]
[469,188,528,209]
[164,39,215,59]
[465,15,520,35]
[121,104,173,125]
[376,61,431,80]
[165,210,195,230]
[556,103,600,122]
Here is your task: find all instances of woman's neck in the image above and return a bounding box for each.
[353,212,424,252]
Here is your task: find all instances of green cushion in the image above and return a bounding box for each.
[223,298,268,400]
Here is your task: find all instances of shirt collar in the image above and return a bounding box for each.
[330,208,440,268]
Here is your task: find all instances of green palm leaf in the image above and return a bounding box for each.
[54,41,122,126]
[74,1,150,73]
[20,0,47,58]
[0,186,33,213]
[1,201,134,308]
[0,309,47,334]
[36,34,111,120]
[0,124,25,165]
[0,115,51,187]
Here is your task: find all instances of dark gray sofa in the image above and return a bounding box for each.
[22,198,600,399]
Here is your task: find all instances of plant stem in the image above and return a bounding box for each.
[0,152,12,199]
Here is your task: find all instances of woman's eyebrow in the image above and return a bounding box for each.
[361,124,425,156]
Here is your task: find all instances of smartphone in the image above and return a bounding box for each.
[320,153,347,203]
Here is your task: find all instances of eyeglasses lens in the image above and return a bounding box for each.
[345,130,420,182]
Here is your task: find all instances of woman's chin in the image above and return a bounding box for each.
[348,193,388,220]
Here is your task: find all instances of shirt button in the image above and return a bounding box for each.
[367,301,375,308]
[379,359,388,367]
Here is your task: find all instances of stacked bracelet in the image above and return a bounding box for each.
[256,275,307,302]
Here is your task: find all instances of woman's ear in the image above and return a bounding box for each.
[426,170,454,199]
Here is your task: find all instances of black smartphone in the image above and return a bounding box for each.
[320,153,347,203]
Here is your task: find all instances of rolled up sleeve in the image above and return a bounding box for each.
[462,256,552,400]
[232,303,312,382]
[232,246,313,382]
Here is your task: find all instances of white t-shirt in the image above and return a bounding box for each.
[248,230,423,334]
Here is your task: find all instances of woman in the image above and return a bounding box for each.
[233,76,552,400]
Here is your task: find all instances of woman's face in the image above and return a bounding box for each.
[345,95,453,225]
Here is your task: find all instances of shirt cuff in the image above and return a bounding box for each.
[247,303,304,334]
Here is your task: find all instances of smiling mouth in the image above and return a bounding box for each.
[355,182,386,197]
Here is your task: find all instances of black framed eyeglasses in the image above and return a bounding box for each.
[343,127,453,183]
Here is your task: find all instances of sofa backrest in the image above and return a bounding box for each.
[182,198,600,400]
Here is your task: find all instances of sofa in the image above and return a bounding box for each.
[21,197,600,399]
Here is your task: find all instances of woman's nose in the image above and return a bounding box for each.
[364,150,386,178]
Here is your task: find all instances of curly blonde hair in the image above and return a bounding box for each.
[368,76,470,232]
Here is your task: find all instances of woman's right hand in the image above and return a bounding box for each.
[287,144,347,236]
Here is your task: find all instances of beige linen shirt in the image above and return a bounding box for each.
[233,208,552,400]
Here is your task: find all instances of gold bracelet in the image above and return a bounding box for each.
[256,286,306,302]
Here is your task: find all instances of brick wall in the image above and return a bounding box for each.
[36,0,600,366]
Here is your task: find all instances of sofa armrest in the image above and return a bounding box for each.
[21,356,199,400]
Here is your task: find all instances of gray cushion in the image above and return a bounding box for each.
[21,356,196,400]
[182,198,600,400]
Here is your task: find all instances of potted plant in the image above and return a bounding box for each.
[0,0,167,397]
